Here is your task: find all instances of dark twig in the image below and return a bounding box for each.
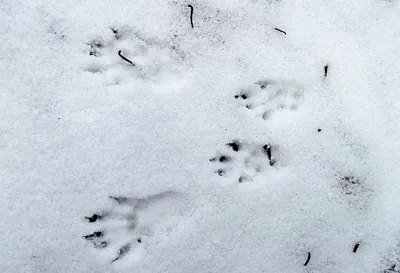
[324,65,328,77]
[274,28,286,35]
[188,5,194,28]
[263,144,275,166]
[118,50,135,66]
[353,243,360,253]
[304,252,311,266]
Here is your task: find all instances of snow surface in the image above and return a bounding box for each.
[1,0,400,272]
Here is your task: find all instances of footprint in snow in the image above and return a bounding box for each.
[82,191,182,263]
[210,140,276,183]
[83,25,183,85]
[333,174,374,211]
[235,79,304,120]
[382,240,400,273]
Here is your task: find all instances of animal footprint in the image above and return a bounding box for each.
[234,79,304,120]
[83,26,183,85]
[210,140,275,183]
[82,191,181,263]
[334,174,373,210]
[382,241,400,273]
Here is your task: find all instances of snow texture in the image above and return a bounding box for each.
[1,0,400,272]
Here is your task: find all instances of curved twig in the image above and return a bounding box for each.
[188,5,194,28]
[304,252,311,266]
[118,50,135,66]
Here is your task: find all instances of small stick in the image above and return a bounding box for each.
[274,28,286,35]
[263,144,275,166]
[304,252,311,266]
[188,5,194,28]
[353,243,360,253]
[118,50,135,66]
[324,65,328,77]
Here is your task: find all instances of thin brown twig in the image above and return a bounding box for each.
[118,50,135,66]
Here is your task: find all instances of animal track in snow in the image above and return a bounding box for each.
[385,263,400,273]
[82,191,181,264]
[210,140,276,183]
[334,174,374,210]
[382,240,400,273]
[83,26,184,85]
[234,79,304,120]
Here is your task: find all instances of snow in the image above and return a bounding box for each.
[1,0,400,272]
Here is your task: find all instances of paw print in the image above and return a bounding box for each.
[234,79,304,120]
[83,26,183,85]
[210,140,275,183]
[334,174,373,210]
[82,191,181,263]
[338,175,362,196]
[383,242,400,273]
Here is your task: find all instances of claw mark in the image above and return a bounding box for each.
[188,5,194,28]
[274,28,286,35]
[353,243,360,253]
[111,243,131,263]
[234,93,248,100]
[110,28,121,40]
[118,50,135,66]
[262,144,275,166]
[304,252,311,266]
[255,80,271,89]
[210,155,231,163]
[109,196,130,204]
[85,214,102,223]
[219,155,230,162]
[238,176,248,183]
[83,231,103,241]
[227,141,241,152]
[94,241,108,248]
[387,264,400,272]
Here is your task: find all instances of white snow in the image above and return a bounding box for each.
[1,0,400,272]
